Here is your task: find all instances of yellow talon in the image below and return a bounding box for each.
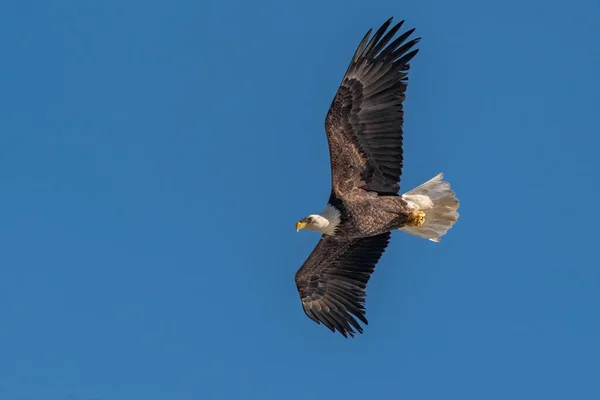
[407,210,426,227]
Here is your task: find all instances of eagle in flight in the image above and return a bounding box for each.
[294,17,460,338]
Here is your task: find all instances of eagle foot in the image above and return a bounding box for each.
[407,210,426,227]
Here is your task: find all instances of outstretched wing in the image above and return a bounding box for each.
[295,232,391,337]
[325,18,420,196]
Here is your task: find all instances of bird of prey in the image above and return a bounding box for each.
[294,17,460,337]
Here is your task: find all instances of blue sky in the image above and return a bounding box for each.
[1,0,599,399]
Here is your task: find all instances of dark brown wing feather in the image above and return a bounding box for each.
[325,18,420,196]
[295,232,391,337]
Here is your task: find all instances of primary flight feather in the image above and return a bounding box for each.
[294,17,460,338]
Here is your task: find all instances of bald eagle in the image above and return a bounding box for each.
[294,18,460,337]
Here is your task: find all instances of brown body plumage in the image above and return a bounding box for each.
[294,18,460,338]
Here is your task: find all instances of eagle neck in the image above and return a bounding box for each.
[319,203,341,235]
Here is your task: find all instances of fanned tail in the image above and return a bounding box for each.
[400,173,460,242]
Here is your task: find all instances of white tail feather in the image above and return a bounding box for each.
[400,173,460,242]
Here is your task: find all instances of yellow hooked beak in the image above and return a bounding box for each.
[296,221,307,232]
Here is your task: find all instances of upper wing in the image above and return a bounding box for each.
[295,232,391,337]
[325,18,420,196]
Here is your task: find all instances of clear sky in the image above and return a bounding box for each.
[1,0,599,399]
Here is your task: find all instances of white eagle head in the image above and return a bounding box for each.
[295,204,341,235]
